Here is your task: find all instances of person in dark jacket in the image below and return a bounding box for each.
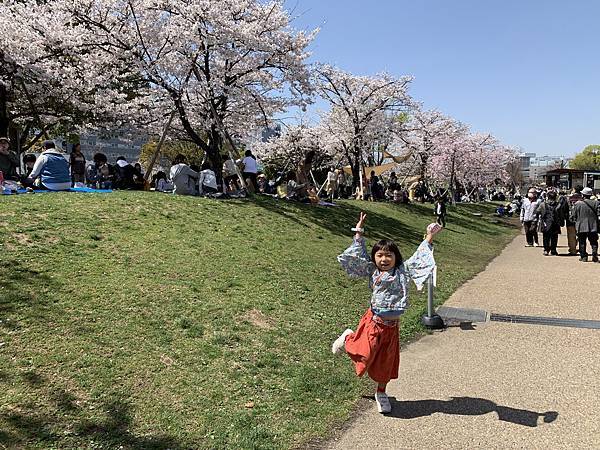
[561,188,580,255]
[535,190,563,256]
[434,196,448,227]
[114,156,139,190]
[70,143,86,184]
[570,187,600,262]
[0,137,19,181]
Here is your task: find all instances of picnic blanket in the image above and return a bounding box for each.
[2,187,113,195]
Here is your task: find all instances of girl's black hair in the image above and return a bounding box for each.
[371,240,403,268]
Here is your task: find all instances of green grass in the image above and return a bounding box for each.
[0,193,517,449]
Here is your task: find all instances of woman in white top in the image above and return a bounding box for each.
[242,150,258,191]
[198,162,218,195]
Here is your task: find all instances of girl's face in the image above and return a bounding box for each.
[374,249,396,272]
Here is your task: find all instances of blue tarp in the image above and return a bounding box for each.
[2,187,113,195]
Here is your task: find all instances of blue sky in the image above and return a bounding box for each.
[286,0,600,157]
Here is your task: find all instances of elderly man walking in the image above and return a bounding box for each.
[520,188,541,247]
[571,187,600,262]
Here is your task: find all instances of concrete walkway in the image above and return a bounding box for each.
[327,234,600,449]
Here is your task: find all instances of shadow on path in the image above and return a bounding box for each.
[386,396,558,427]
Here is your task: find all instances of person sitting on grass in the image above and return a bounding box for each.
[152,171,172,192]
[198,162,218,195]
[170,154,199,196]
[114,156,140,190]
[286,171,308,201]
[86,153,113,189]
[332,212,441,414]
[22,153,37,178]
[25,140,71,191]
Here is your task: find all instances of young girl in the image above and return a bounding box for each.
[333,212,441,413]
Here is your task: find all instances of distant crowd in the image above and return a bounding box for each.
[517,185,599,262]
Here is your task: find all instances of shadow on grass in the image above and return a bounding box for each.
[0,260,58,322]
[0,369,184,449]
[77,400,184,450]
[387,396,558,427]
[248,196,424,244]
[244,196,517,246]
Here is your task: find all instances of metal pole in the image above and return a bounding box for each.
[421,272,444,329]
[427,275,434,317]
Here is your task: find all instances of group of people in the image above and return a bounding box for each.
[0,137,146,191]
[520,185,600,262]
[151,150,259,197]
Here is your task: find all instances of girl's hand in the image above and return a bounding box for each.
[354,212,366,237]
[425,223,442,243]
[356,212,367,230]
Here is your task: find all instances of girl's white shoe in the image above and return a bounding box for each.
[375,391,392,414]
[331,329,353,354]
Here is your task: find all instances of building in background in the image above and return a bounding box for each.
[78,132,148,163]
[519,152,572,184]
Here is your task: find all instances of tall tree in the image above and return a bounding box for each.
[1,0,316,170]
[314,65,413,185]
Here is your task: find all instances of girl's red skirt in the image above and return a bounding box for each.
[344,308,400,384]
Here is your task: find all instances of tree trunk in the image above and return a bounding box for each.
[448,153,456,205]
[0,82,8,137]
[207,124,223,185]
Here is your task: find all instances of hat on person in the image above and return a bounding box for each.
[581,187,593,196]
[0,137,10,143]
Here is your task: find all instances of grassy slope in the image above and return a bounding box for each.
[0,193,517,449]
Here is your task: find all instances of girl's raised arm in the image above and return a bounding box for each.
[404,223,441,290]
[337,212,375,278]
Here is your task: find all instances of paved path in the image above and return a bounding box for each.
[327,234,600,449]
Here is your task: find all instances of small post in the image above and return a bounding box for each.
[421,273,444,329]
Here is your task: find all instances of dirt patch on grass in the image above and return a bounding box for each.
[244,309,274,330]
[13,233,34,246]
[45,235,61,245]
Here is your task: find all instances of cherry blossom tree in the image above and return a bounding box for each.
[0,0,317,171]
[396,109,457,182]
[254,122,328,171]
[428,129,518,200]
[314,65,413,185]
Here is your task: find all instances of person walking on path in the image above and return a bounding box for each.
[332,212,441,414]
[559,186,583,256]
[571,187,600,262]
[535,190,563,256]
[520,188,541,247]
